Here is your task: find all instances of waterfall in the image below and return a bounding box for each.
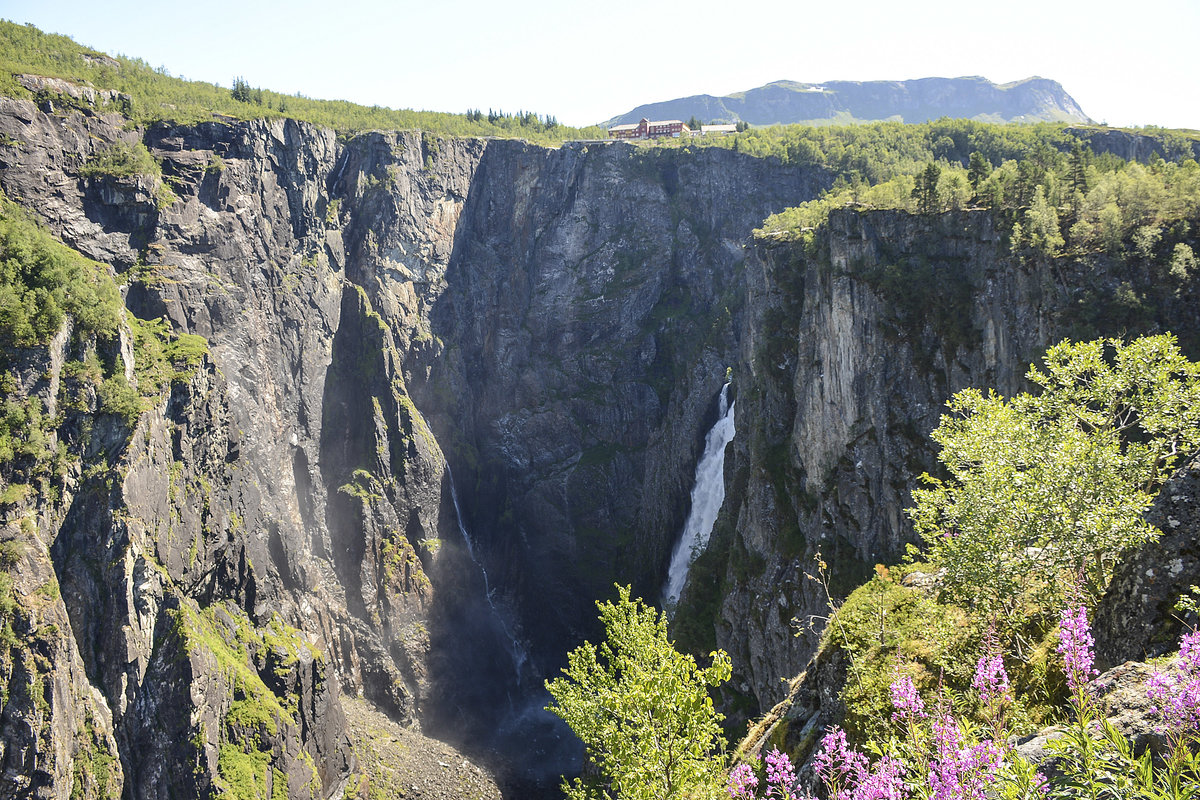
[447,468,529,681]
[663,382,736,609]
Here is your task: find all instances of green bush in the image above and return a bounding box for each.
[911,335,1200,615]
[546,585,731,800]
[78,140,162,180]
[97,374,141,427]
[0,190,121,347]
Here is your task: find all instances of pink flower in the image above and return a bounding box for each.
[854,755,906,800]
[814,727,867,800]
[890,674,927,721]
[927,714,1000,800]
[728,762,759,800]
[764,748,799,799]
[1147,630,1200,737]
[1057,605,1097,693]
[971,652,1011,708]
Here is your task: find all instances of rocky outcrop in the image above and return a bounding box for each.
[713,208,1199,711]
[1067,126,1200,164]
[1094,455,1200,668]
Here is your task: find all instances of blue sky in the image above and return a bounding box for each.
[2,0,1197,130]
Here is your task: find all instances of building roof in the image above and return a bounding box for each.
[608,123,640,132]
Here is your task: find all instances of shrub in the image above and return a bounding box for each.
[546,585,731,800]
[911,335,1200,615]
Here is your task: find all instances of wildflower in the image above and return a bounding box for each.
[764,747,798,799]
[890,674,927,721]
[854,755,906,800]
[1147,630,1200,737]
[1056,605,1097,694]
[927,714,1000,800]
[814,727,867,800]
[971,651,1011,708]
[727,762,759,800]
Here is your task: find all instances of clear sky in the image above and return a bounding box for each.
[1,0,1197,130]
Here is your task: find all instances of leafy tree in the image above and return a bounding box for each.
[1069,141,1092,197]
[913,162,942,214]
[911,335,1200,615]
[545,585,730,800]
[231,76,251,104]
[1169,242,1196,281]
[1024,185,1064,255]
[967,151,991,198]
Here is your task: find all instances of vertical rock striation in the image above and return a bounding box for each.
[2,85,1194,795]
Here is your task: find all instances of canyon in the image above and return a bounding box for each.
[0,89,1195,799]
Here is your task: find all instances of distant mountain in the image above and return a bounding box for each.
[603,76,1092,127]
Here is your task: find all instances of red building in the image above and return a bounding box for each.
[608,118,691,139]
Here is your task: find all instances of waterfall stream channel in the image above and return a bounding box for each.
[663,382,736,609]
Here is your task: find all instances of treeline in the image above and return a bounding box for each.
[711,118,1198,182]
[749,119,1200,271]
[0,21,606,142]
[464,108,561,132]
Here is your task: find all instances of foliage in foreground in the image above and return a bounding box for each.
[912,334,1200,616]
[551,332,1200,799]
[545,585,731,800]
[730,608,1200,800]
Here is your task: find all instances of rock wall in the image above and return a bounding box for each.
[710,208,1198,709]
[3,87,1195,796]
[0,93,825,794]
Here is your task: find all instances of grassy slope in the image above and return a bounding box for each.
[0,19,606,141]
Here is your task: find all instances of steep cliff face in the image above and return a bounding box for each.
[4,84,1194,797]
[0,90,828,795]
[411,142,823,670]
[709,208,1198,709]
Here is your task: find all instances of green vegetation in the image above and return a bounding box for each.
[912,335,1200,614]
[172,600,320,800]
[78,140,177,209]
[0,183,209,497]
[813,333,1200,758]
[127,315,209,398]
[546,585,731,800]
[717,118,1194,183]
[748,119,1200,258]
[217,742,273,800]
[0,189,121,348]
[0,21,606,141]
[78,140,162,180]
[337,468,383,503]
[815,560,1061,747]
[71,710,119,800]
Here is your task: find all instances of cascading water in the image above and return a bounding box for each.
[447,467,528,680]
[663,382,736,609]
[441,468,581,797]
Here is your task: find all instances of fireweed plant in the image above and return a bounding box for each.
[727,607,1200,799]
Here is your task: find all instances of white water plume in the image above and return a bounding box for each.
[663,382,736,610]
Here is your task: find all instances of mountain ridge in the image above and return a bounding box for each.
[603,75,1092,127]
